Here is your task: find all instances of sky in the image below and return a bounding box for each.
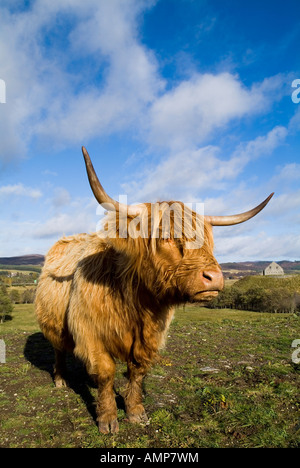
[0,0,300,262]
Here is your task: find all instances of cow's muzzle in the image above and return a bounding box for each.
[200,269,224,291]
[189,268,224,302]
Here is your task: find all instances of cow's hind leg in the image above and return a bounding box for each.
[53,349,68,388]
[88,353,118,434]
[124,361,148,424]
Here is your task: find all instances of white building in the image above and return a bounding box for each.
[263,262,284,276]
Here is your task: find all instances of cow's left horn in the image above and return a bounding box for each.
[82,146,142,214]
[205,193,274,226]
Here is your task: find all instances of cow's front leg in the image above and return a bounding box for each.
[124,361,149,424]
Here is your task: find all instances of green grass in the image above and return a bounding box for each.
[1,303,39,334]
[0,304,299,448]
[175,304,274,322]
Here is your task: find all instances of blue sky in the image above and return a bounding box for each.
[0,0,299,262]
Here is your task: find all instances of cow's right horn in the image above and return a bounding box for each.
[205,193,274,226]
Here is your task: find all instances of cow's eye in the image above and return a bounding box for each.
[177,243,184,257]
[163,239,184,258]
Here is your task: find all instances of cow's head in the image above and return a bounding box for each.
[82,147,273,304]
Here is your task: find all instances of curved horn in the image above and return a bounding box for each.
[82,146,142,214]
[82,146,119,210]
[205,193,274,226]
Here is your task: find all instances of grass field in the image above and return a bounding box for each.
[0,304,299,448]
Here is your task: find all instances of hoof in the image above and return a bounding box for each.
[98,419,119,434]
[127,411,149,424]
[54,376,68,388]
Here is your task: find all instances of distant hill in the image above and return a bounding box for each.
[0,255,45,266]
[220,260,300,278]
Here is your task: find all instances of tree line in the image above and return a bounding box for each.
[208,285,300,314]
[0,288,13,323]
[0,286,36,323]
[9,288,36,304]
[0,271,38,286]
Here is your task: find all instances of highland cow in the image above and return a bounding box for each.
[35,146,273,433]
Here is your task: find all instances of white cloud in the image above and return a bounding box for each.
[51,188,71,208]
[42,169,58,177]
[33,211,92,239]
[0,190,99,256]
[0,1,288,166]
[0,183,42,199]
[204,183,299,262]
[231,125,288,163]
[123,125,288,202]
[288,106,300,132]
[147,72,284,151]
[0,0,163,162]
[266,190,300,218]
[123,145,243,202]
[32,193,98,240]
[215,231,300,262]
[271,163,300,185]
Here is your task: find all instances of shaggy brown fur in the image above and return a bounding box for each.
[35,202,223,433]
